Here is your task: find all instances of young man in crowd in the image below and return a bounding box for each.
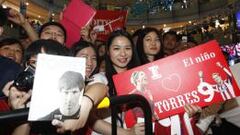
[38,22,67,45]
[163,30,178,56]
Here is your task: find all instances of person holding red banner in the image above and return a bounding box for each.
[133,27,202,135]
[50,39,142,135]
[135,27,164,65]
[196,62,240,134]
[102,29,145,134]
[80,25,92,43]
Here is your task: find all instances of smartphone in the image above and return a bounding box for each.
[182,36,188,43]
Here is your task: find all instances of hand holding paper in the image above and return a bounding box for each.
[52,92,93,133]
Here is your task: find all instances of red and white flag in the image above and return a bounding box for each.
[91,10,128,41]
[113,40,240,122]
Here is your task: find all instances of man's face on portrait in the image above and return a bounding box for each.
[59,86,82,116]
[136,73,148,92]
[139,73,148,86]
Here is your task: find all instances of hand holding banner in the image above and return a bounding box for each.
[113,40,240,120]
[60,0,96,47]
[91,10,128,41]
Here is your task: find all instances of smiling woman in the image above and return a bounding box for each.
[0,38,24,64]
[136,27,164,65]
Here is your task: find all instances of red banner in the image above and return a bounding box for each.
[91,10,128,41]
[60,0,96,48]
[113,40,240,120]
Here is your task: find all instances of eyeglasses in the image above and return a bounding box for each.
[42,31,64,38]
[26,59,37,67]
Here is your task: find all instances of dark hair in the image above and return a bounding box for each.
[0,37,23,49]
[58,71,85,91]
[23,39,69,67]
[136,27,164,64]
[163,30,178,41]
[105,30,140,96]
[0,7,7,26]
[187,36,197,45]
[0,38,24,57]
[38,22,67,42]
[132,28,143,38]
[71,40,99,76]
[97,43,106,57]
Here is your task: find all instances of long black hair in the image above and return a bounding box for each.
[136,27,164,65]
[71,40,99,77]
[105,29,140,96]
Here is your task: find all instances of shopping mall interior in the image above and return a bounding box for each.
[1,0,240,135]
[2,0,240,45]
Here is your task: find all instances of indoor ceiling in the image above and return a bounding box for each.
[3,0,49,22]
[2,0,239,30]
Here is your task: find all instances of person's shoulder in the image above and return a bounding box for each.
[0,56,23,96]
[87,72,108,85]
[0,56,22,71]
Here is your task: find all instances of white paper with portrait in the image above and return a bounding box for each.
[28,54,86,121]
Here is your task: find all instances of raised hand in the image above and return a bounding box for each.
[128,123,145,135]
[184,104,202,118]
[52,119,82,133]
[80,25,91,42]
[8,9,26,26]
[52,95,93,133]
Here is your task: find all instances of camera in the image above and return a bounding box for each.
[181,36,188,43]
[12,65,35,92]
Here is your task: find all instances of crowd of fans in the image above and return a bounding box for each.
[0,1,240,135]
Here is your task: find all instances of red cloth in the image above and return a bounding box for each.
[92,10,128,41]
[60,0,96,48]
[0,97,10,112]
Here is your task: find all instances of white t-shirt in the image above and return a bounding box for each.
[90,73,123,135]
[87,72,108,86]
